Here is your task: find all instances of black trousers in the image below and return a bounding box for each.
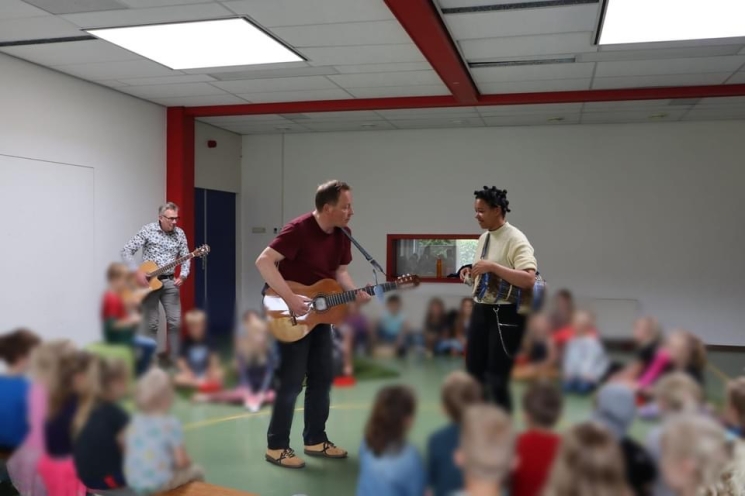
[466,303,527,413]
[267,324,333,450]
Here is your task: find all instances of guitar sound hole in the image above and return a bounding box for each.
[314,297,328,312]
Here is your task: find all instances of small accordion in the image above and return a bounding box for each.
[465,270,546,315]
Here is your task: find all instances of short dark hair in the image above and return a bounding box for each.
[364,385,416,456]
[474,186,511,215]
[0,328,41,366]
[315,180,351,211]
[522,381,563,428]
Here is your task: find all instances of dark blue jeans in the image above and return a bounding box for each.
[267,324,333,450]
[563,378,596,395]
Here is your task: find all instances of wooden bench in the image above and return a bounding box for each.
[163,482,258,496]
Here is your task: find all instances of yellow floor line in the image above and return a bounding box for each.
[708,362,732,383]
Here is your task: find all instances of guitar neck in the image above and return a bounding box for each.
[324,281,399,308]
[148,254,194,277]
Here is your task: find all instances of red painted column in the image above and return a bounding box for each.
[166,107,196,314]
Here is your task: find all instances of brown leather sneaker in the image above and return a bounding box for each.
[304,441,348,459]
[265,448,305,468]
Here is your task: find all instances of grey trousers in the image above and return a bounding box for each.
[141,278,181,360]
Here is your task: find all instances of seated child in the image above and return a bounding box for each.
[660,414,733,496]
[722,376,745,440]
[125,368,204,494]
[562,311,609,394]
[72,357,131,494]
[101,262,156,376]
[38,349,94,496]
[194,310,277,412]
[423,298,451,356]
[373,295,411,357]
[7,339,73,496]
[512,313,558,381]
[510,381,563,496]
[611,316,663,383]
[0,329,41,454]
[427,371,482,496]
[590,383,657,496]
[644,372,703,496]
[357,385,425,496]
[453,404,515,496]
[543,422,630,496]
[174,309,223,390]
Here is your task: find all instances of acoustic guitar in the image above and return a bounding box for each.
[127,244,211,301]
[263,274,420,343]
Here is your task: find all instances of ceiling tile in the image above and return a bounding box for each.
[390,118,484,129]
[117,74,216,85]
[223,122,311,134]
[0,0,51,19]
[23,0,128,15]
[61,2,231,28]
[287,110,385,121]
[478,78,591,94]
[0,39,139,66]
[697,96,745,106]
[595,56,745,78]
[599,37,745,52]
[582,99,674,112]
[580,45,744,63]
[482,114,581,126]
[302,121,396,132]
[181,61,310,75]
[740,46,745,55]
[376,107,478,118]
[150,94,249,106]
[121,0,216,7]
[344,84,450,98]
[591,73,732,90]
[207,66,338,81]
[477,102,584,116]
[238,89,352,103]
[329,70,442,89]
[726,72,745,84]
[443,4,600,40]
[272,21,410,48]
[54,59,178,80]
[222,0,394,27]
[119,82,226,98]
[198,115,290,124]
[471,62,595,83]
[0,15,84,42]
[581,109,689,124]
[212,76,338,94]
[302,44,426,66]
[333,62,432,74]
[438,0,558,7]
[683,107,745,121]
[461,32,596,61]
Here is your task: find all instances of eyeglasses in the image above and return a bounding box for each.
[162,216,179,222]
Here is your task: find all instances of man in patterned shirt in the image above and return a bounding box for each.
[121,202,191,362]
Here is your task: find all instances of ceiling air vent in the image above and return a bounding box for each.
[441,0,598,14]
[469,57,576,68]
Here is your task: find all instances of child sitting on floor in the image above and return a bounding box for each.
[174,309,223,390]
[611,316,663,384]
[125,368,204,494]
[512,313,558,381]
[72,357,131,495]
[427,371,482,496]
[562,311,609,394]
[357,385,425,496]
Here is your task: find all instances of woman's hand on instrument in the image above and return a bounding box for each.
[288,294,312,316]
[459,266,471,282]
[471,260,495,277]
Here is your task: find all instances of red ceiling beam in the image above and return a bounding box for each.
[185,84,745,117]
[382,0,479,105]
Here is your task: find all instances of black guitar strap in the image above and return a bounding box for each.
[339,228,387,276]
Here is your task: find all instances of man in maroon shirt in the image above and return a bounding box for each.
[256,180,371,469]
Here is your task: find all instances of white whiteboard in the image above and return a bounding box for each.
[0,154,95,344]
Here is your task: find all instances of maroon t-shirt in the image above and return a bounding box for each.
[269,212,352,286]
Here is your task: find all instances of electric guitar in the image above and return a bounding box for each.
[127,245,210,301]
[263,274,420,343]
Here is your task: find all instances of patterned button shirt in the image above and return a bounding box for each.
[121,222,191,279]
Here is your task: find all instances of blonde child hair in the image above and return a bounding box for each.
[725,377,745,431]
[441,370,482,424]
[661,413,733,495]
[237,310,271,366]
[654,372,703,414]
[135,368,174,413]
[543,422,630,496]
[48,349,94,420]
[457,404,514,483]
[184,309,207,330]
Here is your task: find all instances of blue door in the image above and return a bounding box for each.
[195,188,236,337]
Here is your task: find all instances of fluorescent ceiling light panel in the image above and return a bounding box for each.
[86,18,303,70]
[598,0,745,45]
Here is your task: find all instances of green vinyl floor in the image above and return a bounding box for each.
[171,352,738,496]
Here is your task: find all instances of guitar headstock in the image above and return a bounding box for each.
[395,274,421,289]
[193,244,210,257]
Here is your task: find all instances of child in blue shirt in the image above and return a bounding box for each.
[357,385,425,496]
[0,328,41,452]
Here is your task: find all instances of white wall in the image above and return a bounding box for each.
[241,121,745,345]
[0,53,165,345]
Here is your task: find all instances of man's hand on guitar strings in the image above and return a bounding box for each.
[288,293,312,316]
[135,270,149,288]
